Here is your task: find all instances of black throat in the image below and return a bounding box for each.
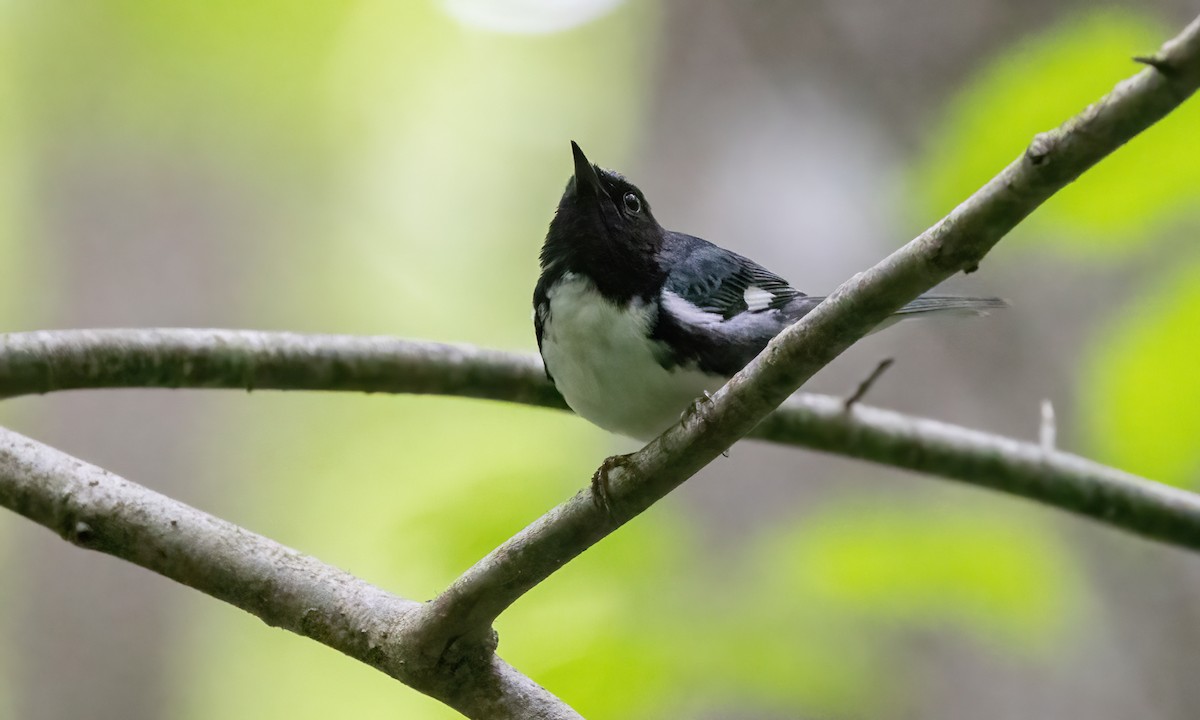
[538,203,666,305]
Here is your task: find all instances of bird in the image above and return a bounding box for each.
[533,141,1005,443]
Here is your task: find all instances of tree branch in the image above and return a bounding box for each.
[0,426,582,720]
[1,328,1192,555]
[0,328,565,409]
[755,395,1200,547]
[0,15,1196,715]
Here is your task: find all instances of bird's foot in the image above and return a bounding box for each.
[591,453,633,519]
[680,390,716,426]
[681,391,730,457]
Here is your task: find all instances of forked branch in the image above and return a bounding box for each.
[0,14,1198,719]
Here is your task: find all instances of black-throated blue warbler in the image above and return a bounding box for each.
[534,142,1003,441]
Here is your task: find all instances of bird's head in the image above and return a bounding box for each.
[541,142,666,299]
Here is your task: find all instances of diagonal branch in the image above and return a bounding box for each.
[413,15,1200,650]
[0,426,582,720]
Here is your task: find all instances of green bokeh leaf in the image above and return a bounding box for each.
[19,0,350,168]
[1083,259,1200,486]
[912,10,1200,256]
[697,607,883,717]
[759,500,1081,650]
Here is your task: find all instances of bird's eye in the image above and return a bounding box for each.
[622,192,642,214]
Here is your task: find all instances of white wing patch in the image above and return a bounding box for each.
[743,285,774,312]
[662,290,723,327]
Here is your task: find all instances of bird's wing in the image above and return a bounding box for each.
[660,235,805,319]
[532,278,554,381]
[652,234,818,376]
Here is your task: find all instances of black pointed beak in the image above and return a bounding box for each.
[571,141,604,198]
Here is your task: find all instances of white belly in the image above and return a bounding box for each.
[539,274,726,440]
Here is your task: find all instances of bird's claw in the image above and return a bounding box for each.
[591,453,633,519]
[681,390,716,426]
[682,391,730,457]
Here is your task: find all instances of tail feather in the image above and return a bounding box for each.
[893,295,1008,317]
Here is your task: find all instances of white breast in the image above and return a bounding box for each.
[539,274,726,440]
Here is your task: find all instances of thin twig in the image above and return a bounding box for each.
[844,358,895,410]
[1134,55,1174,74]
[1040,399,1057,453]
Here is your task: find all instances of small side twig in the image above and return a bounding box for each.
[1134,54,1174,74]
[1040,398,1057,453]
[844,358,895,410]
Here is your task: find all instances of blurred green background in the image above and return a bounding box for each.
[2,1,1199,718]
